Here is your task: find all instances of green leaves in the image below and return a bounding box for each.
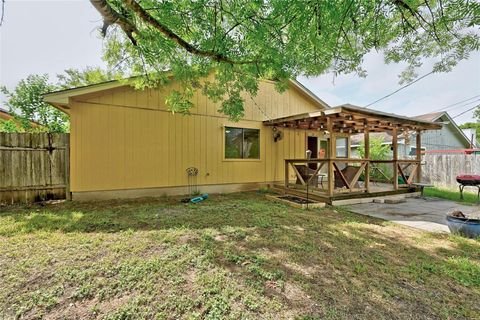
[1,67,115,133]
[165,90,194,114]
[93,0,479,120]
[358,136,390,160]
[1,74,66,133]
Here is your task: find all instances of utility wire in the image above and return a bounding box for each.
[451,104,479,119]
[432,94,480,112]
[365,71,434,107]
[249,95,271,121]
[447,98,480,111]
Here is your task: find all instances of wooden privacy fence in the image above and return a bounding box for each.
[422,153,480,190]
[0,133,69,204]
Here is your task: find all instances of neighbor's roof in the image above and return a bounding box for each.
[350,132,394,146]
[0,107,14,121]
[414,111,473,147]
[348,110,473,148]
[0,107,44,128]
[43,77,330,112]
[413,111,445,122]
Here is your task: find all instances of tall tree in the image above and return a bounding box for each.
[1,67,114,132]
[474,106,480,122]
[91,0,480,120]
[1,75,67,132]
[56,66,120,89]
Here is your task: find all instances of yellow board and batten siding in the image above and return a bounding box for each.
[69,80,322,194]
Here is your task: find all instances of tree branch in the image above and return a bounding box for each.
[392,0,442,43]
[90,0,138,45]
[0,0,5,26]
[123,0,258,65]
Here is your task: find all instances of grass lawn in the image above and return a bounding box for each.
[1,192,479,319]
[424,187,479,205]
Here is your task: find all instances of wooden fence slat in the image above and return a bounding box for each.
[0,133,69,204]
[422,154,480,190]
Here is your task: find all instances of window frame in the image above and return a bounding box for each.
[335,136,349,158]
[223,126,261,162]
[409,146,426,156]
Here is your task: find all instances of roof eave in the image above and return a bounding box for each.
[289,79,330,110]
[43,80,128,106]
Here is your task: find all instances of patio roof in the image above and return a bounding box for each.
[263,104,442,133]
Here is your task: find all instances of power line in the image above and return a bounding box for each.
[249,95,271,121]
[432,94,480,112]
[451,104,479,119]
[447,98,480,111]
[365,71,434,107]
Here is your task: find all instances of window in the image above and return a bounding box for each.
[409,146,426,156]
[225,127,260,159]
[336,137,348,158]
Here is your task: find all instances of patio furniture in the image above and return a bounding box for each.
[294,165,319,187]
[411,182,434,197]
[318,173,327,189]
[334,165,361,189]
[456,174,480,201]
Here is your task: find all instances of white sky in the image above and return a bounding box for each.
[1,0,479,124]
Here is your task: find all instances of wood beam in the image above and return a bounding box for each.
[416,130,422,182]
[327,117,335,197]
[364,124,370,193]
[392,126,399,190]
[333,162,350,189]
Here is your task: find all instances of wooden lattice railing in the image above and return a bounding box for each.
[285,158,421,196]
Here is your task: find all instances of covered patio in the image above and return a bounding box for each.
[264,104,442,204]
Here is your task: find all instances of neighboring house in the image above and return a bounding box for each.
[0,107,44,130]
[0,108,15,122]
[351,111,472,158]
[44,81,440,201]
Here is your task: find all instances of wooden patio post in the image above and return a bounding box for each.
[392,127,399,190]
[416,130,422,182]
[327,117,335,197]
[364,124,370,193]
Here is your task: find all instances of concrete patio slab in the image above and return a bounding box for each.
[346,197,480,233]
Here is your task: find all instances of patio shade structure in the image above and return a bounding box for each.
[263,104,442,203]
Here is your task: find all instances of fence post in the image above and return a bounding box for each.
[65,134,71,200]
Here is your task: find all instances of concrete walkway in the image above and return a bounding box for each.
[347,197,480,233]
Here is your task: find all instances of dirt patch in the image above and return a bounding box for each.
[46,294,133,320]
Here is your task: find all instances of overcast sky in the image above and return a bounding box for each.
[1,0,479,124]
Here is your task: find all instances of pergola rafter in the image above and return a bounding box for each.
[265,104,442,204]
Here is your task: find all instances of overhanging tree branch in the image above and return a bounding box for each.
[122,0,259,65]
[90,0,138,45]
[0,0,5,26]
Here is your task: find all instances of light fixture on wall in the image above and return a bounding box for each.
[273,128,283,142]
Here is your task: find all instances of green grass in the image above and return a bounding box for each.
[0,192,479,319]
[424,187,479,204]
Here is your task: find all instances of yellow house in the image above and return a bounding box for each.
[44,78,440,203]
[44,79,332,200]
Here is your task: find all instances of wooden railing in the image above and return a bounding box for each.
[285,158,421,196]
